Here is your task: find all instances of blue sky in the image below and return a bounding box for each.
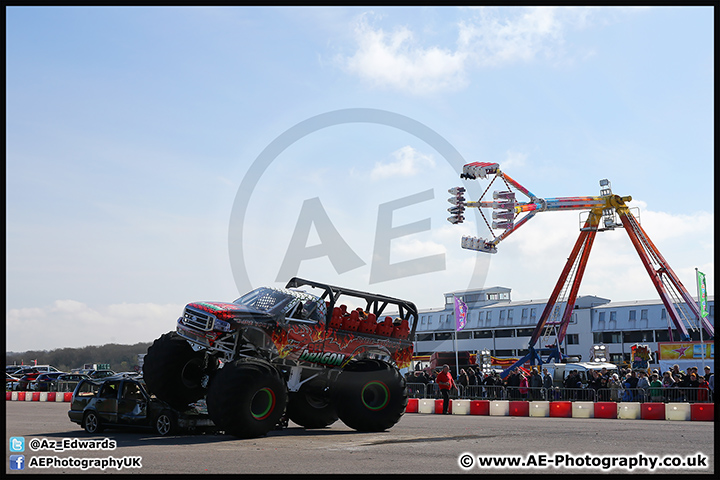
[6,7,714,352]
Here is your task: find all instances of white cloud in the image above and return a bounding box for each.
[370,145,436,180]
[6,301,184,352]
[337,7,616,93]
[338,13,468,94]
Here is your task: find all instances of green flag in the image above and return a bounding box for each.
[697,270,709,318]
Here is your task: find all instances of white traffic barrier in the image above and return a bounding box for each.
[451,399,470,415]
[665,403,692,421]
[617,402,642,419]
[489,400,509,416]
[417,399,434,414]
[529,401,549,417]
[572,401,594,418]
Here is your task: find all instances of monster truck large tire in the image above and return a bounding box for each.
[142,332,209,410]
[332,359,408,432]
[286,377,337,429]
[206,358,288,438]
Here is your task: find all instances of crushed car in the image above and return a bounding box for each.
[68,374,214,436]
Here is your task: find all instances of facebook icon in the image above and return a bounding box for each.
[10,455,25,470]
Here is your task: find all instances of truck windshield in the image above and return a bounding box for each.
[234,287,294,315]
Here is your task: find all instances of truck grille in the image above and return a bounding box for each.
[182,308,214,331]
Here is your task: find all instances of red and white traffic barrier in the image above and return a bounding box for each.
[6,391,73,402]
[406,399,714,421]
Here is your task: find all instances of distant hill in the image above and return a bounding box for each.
[6,342,152,373]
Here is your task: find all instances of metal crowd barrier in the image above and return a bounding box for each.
[405,382,714,403]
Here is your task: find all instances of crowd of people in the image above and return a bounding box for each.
[406,363,714,403]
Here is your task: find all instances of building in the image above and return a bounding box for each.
[412,286,714,370]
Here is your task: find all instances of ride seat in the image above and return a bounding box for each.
[358,313,377,334]
[342,310,360,331]
[391,318,410,339]
[329,307,343,329]
[376,316,394,336]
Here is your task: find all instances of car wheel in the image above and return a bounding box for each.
[82,411,104,434]
[286,377,337,429]
[206,358,288,438]
[143,332,213,410]
[154,410,177,436]
[332,359,408,432]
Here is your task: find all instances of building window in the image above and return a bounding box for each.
[530,308,537,320]
[641,309,648,320]
[487,311,492,322]
[655,329,671,342]
[522,308,528,319]
[494,349,514,357]
[421,315,426,325]
[479,311,485,320]
[435,332,452,341]
[507,309,514,324]
[566,334,579,345]
[517,328,534,337]
[440,315,445,324]
[428,315,432,326]
[570,313,577,324]
[457,331,472,339]
[661,308,666,319]
[629,310,636,321]
[610,353,624,363]
[610,311,617,322]
[599,311,606,322]
[474,330,492,339]
[500,310,506,321]
[495,329,515,338]
[416,333,434,342]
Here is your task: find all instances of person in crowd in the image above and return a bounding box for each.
[518,371,529,400]
[457,368,469,393]
[587,370,603,401]
[661,371,675,402]
[505,368,521,400]
[626,370,639,401]
[609,373,621,402]
[703,365,713,382]
[636,371,650,402]
[542,368,553,400]
[529,368,543,400]
[648,373,663,402]
[484,371,501,399]
[697,374,710,402]
[598,368,610,401]
[436,364,456,414]
[563,370,582,400]
[686,372,700,403]
[621,374,634,402]
[467,366,477,387]
[671,364,685,381]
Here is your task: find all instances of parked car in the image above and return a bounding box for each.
[68,374,214,436]
[35,372,66,391]
[54,373,91,393]
[88,369,117,379]
[6,374,21,391]
[32,365,62,374]
[17,371,42,391]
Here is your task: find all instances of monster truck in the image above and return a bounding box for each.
[143,277,417,438]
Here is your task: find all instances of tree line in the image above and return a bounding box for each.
[6,342,152,373]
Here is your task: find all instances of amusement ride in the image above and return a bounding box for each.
[446,162,714,377]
